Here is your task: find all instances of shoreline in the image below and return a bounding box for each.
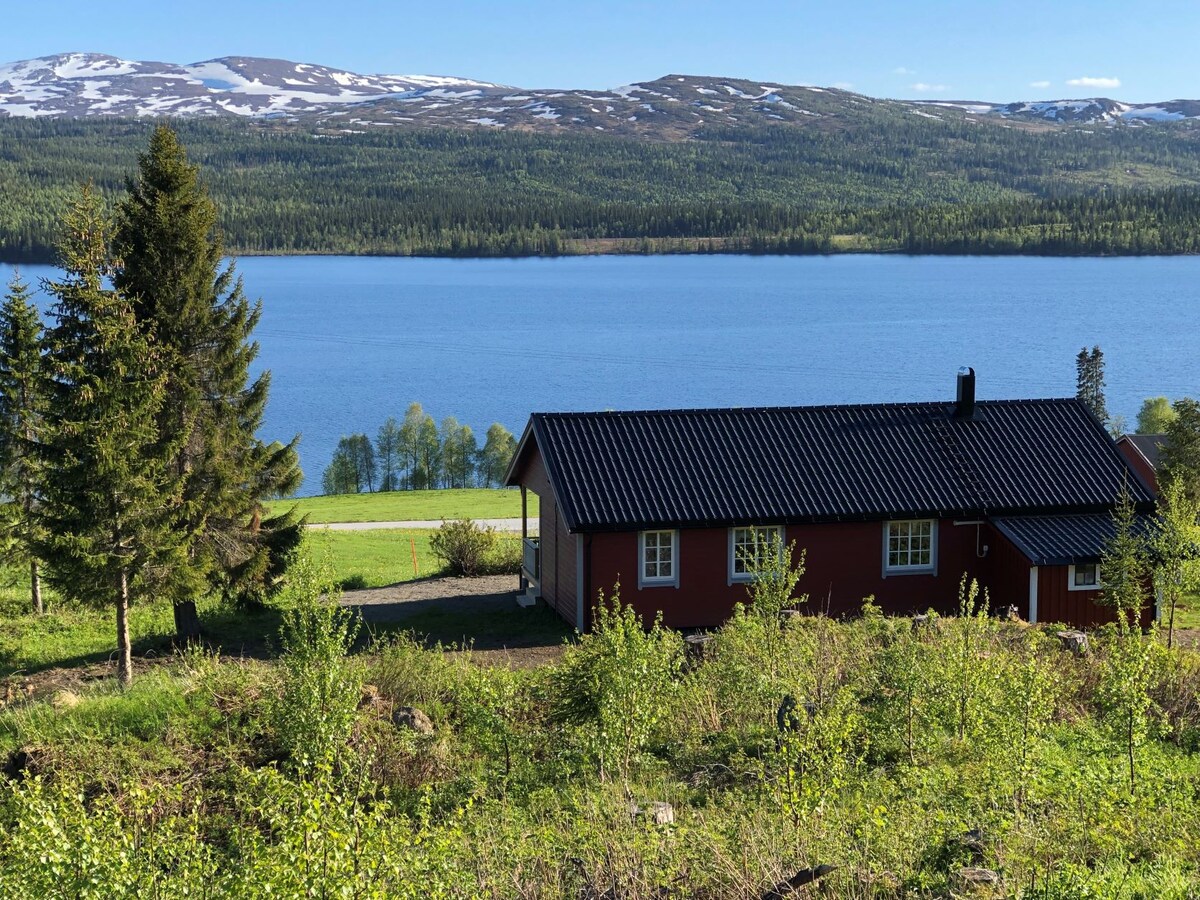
[6,241,1200,266]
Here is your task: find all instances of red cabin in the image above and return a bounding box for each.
[505,370,1157,631]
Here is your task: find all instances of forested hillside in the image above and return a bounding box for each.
[2,115,1200,261]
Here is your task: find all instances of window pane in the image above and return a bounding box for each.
[887,520,934,570]
[643,531,675,580]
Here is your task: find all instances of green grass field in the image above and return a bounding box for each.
[0,587,284,679]
[1165,590,1200,631]
[0,522,528,678]
[270,488,537,524]
[307,528,440,588]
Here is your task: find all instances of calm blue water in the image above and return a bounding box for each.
[4,254,1198,495]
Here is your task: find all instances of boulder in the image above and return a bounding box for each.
[629,801,675,826]
[358,684,387,711]
[2,747,37,781]
[760,864,837,899]
[912,613,936,631]
[391,705,434,734]
[50,690,80,709]
[952,867,1002,893]
[1056,630,1090,655]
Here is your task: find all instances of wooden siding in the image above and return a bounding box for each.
[1036,567,1154,629]
[1117,439,1159,495]
[978,524,1035,617]
[584,518,1012,629]
[513,442,578,628]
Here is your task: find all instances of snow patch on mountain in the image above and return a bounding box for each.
[1,53,1198,135]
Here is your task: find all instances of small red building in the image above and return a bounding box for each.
[1116,433,1166,495]
[506,371,1157,631]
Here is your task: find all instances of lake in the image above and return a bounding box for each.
[3,254,1197,495]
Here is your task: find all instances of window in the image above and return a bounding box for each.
[730,525,783,582]
[1068,563,1100,591]
[884,520,936,574]
[639,530,678,587]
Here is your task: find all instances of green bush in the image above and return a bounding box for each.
[428,518,520,576]
[269,555,362,771]
[551,585,683,783]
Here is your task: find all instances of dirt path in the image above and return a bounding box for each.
[345,574,520,613]
[342,574,569,667]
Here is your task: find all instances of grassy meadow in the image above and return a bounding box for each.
[270,488,536,524]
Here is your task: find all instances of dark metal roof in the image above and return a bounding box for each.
[992,513,1157,566]
[1121,433,1167,470]
[507,398,1156,533]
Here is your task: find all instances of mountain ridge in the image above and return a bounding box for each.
[3,52,1198,135]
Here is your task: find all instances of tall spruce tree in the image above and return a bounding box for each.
[37,187,186,687]
[112,125,302,630]
[1076,345,1109,428]
[0,273,46,614]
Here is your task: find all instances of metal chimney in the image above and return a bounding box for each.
[955,367,977,420]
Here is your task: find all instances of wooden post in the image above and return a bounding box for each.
[410,537,419,576]
[520,485,528,592]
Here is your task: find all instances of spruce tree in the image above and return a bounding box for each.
[1075,345,1109,427]
[37,187,186,687]
[0,273,46,614]
[112,125,302,628]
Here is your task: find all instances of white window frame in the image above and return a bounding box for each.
[1068,563,1101,591]
[638,529,679,589]
[728,525,784,584]
[883,519,937,576]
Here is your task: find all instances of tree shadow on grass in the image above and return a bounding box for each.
[0,603,288,682]
[353,595,572,653]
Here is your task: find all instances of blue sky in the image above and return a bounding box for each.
[5,0,1198,101]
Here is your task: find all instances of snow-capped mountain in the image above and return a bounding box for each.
[1,53,1198,133]
[0,53,497,119]
[919,97,1200,125]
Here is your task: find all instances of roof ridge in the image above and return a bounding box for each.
[532,397,1081,418]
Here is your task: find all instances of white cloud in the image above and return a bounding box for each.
[832,81,854,90]
[1067,76,1121,89]
[1029,80,1051,89]
[893,66,915,75]
[911,82,950,93]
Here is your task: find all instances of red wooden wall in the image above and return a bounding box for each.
[513,442,578,628]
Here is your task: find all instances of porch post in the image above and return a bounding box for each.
[1028,566,1039,624]
[520,485,528,592]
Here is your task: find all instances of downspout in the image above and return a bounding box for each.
[1028,566,1039,624]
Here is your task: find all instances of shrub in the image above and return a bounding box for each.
[429,519,521,576]
[551,584,683,783]
[486,535,522,575]
[269,554,362,771]
[339,573,368,591]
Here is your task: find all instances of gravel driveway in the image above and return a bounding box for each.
[341,574,569,667]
